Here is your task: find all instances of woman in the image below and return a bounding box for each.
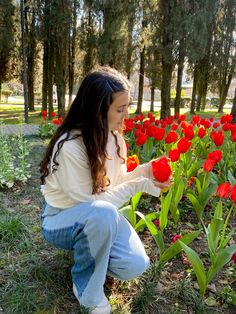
[40,66,171,314]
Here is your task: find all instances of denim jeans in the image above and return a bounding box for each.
[41,200,150,308]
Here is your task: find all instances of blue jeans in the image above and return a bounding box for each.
[41,200,150,307]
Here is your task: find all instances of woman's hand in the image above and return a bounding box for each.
[153,178,173,191]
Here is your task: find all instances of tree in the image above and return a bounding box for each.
[210,0,236,113]
[231,87,236,124]
[53,0,71,117]
[25,0,38,111]
[20,0,29,123]
[40,0,55,115]
[187,0,217,114]
[68,0,79,107]
[159,0,175,118]
[79,0,99,76]
[0,0,14,101]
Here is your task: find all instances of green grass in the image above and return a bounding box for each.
[0,105,43,124]
[0,102,232,125]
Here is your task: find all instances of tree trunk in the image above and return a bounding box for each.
[20,0,28,123]
[231,87,236,124]
[150,86,155,112]
[160,59,172,119]
[54,0,70,118]
[25,2,36,111]
[68,0,77,108]
[135,46,145,114]
[83,6,94,75]
[42,39,48,112]
[174,40,185,116]
[190,63,199,114]
[196,80,202,112]
[218,73,233,113]
[48,38,54,118]
[126,15,135,79]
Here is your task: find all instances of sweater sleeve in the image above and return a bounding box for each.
[56,138,160,208]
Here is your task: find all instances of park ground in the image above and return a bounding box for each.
[0,104,235,314]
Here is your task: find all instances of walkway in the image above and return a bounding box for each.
[0,124,39,135]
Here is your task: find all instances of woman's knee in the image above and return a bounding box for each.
[86,200,119,237]
[113,254,150,280]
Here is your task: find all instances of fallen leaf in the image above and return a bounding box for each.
[207,283,217,293]
[20,199,31,205]
[204,296,217,306]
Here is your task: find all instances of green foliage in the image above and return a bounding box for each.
[0,132,31,188]
[220,285,236,306]
[38,121,57,138]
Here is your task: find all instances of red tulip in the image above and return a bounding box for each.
[153,127,165,141]
[169,148,180,162]
[213,122,220,129]
[172,234,182,243]
[217,182,231,198]
[165,131,178,144]
[152,157,172,182]
[231,252,236,263]
[153,219,160,228]
[136,132,147,146]
[229,184,236,203]
[41,109,47,117]
[191,115,200,124]
[198,127,206,139]
[52,119,60,125]
[207,150,223,163]
[203,159,215,172]
[171,123,178,131]
[177,137,192,153]
[127,155,140,172]
[183,125,194,140]
[210,130,224,146]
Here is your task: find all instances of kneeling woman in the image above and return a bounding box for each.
[40,67,170,314]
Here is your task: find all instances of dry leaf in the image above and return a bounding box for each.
[20,199,31,205]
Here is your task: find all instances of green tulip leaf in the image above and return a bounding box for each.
[160,230,200,264]
[179,241,207,295]
[207,244,236,284]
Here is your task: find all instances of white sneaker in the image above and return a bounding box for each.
[73,283,111,314]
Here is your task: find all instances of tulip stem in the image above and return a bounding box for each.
[218,204,234,250]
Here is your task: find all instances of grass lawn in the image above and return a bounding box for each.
[0,103,232,125]
[0,135,235,313]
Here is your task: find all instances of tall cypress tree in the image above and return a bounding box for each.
[210,0,236,113]
[0,0,14,101]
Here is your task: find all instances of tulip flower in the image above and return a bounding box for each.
[203,159,215,172]
[217,182,231,198]
[168,148,180,162]
[207,150,223,163]
[152,157,172,182]
[172,234,182,243]
[231,252,236,263]
[126,154,140,172]
[177,137,192,153]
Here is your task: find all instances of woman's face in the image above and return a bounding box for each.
[107,91,130,131]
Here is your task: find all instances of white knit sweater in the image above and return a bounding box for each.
[41,131,160,215]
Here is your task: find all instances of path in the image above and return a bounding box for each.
[0,124,39,135]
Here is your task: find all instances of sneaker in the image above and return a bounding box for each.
[73,283,111,314]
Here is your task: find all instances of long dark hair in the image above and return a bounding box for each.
[40,66,130,193]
